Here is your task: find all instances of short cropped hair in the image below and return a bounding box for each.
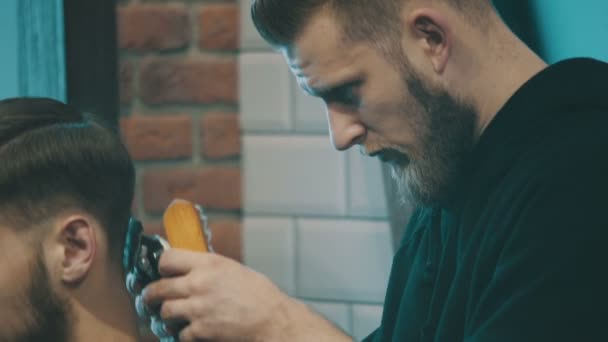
[252,0,491,49]
[0,97,135,263]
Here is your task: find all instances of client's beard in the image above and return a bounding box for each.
[2,252,73,342]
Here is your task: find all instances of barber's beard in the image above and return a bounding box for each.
[384,68,477,208]
[2,252,73,342]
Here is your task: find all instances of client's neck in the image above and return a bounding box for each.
[68,266,141,342]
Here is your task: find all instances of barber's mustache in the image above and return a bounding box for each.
[368,148,410,166]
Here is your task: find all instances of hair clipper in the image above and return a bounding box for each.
[123,200,212,294]
[123,218,171,294]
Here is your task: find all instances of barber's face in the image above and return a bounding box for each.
[0,225,71,342]
[285,10,477,206]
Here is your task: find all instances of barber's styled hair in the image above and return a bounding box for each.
[0,97,135,262]
[251,0,491,48]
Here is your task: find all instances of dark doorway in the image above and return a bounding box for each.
[17,0,119,129]
[64,0,120,129]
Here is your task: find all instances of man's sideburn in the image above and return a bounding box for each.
[6,249,73,342]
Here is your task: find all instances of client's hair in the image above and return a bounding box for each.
[0,97,135,264]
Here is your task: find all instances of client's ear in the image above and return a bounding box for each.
[58,216,97,285]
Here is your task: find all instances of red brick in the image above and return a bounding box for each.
[120,115,192,161]
[143,169,198,214]
[143,167,241,214]
[198,4,239,50]
[118,4,190,51]
[201,113,240,160]
[197,168,241,210]
[139,58,237,105]
[209,219,242,262]
[119,60,135,104]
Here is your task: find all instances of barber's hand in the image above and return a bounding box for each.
[141,249,295,342]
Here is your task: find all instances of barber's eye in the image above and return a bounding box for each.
[321,81,363,108]
[337,86,361,107]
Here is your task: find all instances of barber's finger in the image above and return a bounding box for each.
[178,323,207,342]
[143,277,191,308]
[158,249,209,277]
[160,298,198,322]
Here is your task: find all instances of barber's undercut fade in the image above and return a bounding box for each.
[0,97,135,264]
[252,0,492,49]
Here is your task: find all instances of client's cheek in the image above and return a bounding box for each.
[0,240,37,335]
[0,287,34,340]
[0,255,31,295]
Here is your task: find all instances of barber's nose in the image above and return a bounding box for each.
[327,106,366,151]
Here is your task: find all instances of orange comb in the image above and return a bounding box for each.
[162,199,210,252]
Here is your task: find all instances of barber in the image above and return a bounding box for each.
[134,0,608,341]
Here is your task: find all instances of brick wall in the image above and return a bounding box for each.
[117,1,242,261]
[239,1,393,341]
[117,2,241,340]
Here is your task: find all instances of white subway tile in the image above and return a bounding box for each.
[352,305,383,342]
[243,217,295,295]
[293,77,329,133]
[296,219,393,302]
[244,135,347,216]
[348,149,389,219]
[239,0,271,50]
[303,301,352,335]
[240,53,291,131]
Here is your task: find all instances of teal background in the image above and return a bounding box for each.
[0,0,19,99]
[0,0,606,102]
[531,0,608,63]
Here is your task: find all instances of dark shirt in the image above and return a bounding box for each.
[364,58,608,342]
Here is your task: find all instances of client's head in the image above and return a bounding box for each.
[0,98,135,342]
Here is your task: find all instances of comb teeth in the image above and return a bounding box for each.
[162,199,210,252]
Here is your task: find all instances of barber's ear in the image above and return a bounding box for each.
[59,216,96,285]
[407,9,451,74]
